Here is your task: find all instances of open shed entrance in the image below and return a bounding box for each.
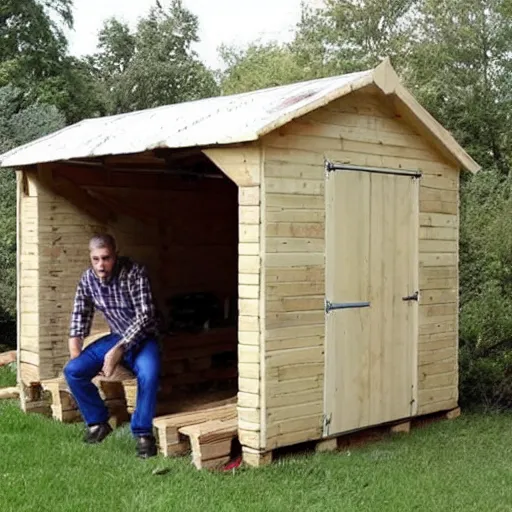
[48,149,240,416]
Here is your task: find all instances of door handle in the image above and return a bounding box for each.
[402,291,419,302]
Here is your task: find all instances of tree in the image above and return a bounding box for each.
[0,86,66,326]
[92,1,219,114]
[219,42,308,95]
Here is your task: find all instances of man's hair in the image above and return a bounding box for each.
[89,234,117,253]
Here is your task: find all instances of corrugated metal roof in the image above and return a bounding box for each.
[0,70,373,168]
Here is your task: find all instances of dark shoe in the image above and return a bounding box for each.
[136,435,157,459]
[84,422,113,444]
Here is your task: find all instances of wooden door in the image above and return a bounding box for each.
[324,169,419,436]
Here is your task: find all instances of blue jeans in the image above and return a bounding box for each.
[63,333,160,437]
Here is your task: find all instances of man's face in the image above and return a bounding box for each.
[90,246,116,281]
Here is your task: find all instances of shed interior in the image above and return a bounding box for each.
[35,149,240,415]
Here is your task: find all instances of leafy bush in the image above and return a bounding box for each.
[459,169,512,409]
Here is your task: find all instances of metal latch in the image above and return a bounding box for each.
[402,291,419,302]
[323,413,332,436]
[325,300,371,313]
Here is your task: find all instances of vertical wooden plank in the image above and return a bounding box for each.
[369,173,384,425]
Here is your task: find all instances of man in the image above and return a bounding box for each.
[64,234,160,458]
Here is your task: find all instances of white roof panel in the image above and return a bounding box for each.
[0,70,373,168]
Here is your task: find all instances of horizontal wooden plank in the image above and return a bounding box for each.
[267,376,322,395]
[420,253,457,267]
[266,347,324,368]
[239,378,260,394]
[265,324,325,341]
[266,193,325,210]
[239,315,260,332]
[239,285,260,300]
[419,227,457,241]
[266,266,324,284]
[238,407,260,424]
[239,187,260,206]
[419,372,457,390]
[267,401,323,422]
[266,389,323,408]
[265,253,324,268]
[266,296,324,313]
[239,225,260,243]
[239,363,260,380]
[271,363,324,381]
[418,386,457,404]
[420,289,457,305]
[239,273,260,286]
[238,331,259,346]
[266,223,324,239]
[239,243,260,256]
[266,282,325,299]
[238,392,260,409]
[266,336,324,352]
[420,303,457,318]
[267,238,324,253]
[419,319,456,336]
[265,162,324,181]
[281,119,430,150]
[238,345,260,364]
[266,311,325,329]
[420,175,458,191]
[419,358,456,374]
[420,201,458,215]
[417,398,458,415]
[239,256,260,274]
[420,213,457,228]
[265,178,323,196]
[419,240,458,253]
[239,206,260,224]
[266,209,325,223]
[418,347,456,365]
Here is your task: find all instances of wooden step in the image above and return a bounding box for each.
[179,418,238,470]
[153,400,237,457]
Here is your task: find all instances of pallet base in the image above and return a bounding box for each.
[247,407,462,466]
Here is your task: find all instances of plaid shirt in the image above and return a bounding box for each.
[69,256,158,351]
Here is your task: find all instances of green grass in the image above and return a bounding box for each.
[0,363,16,387]
[1,402,512,512]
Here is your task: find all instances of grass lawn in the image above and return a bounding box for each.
[1,370,512,512]
[0,364,16,387]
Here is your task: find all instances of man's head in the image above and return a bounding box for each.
[89,234,117,281]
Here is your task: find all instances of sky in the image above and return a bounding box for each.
[67,0,307,70]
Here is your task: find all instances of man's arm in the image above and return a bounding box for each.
[117,265,156,352]
[103,265,156,377]
[68,276,94,359]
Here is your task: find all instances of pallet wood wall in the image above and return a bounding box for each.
[260,85,459,450]
[18,166,238,387]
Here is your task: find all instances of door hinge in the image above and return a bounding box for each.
[323,413,332,436]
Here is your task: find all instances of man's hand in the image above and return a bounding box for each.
[102,344,124,378]
[68,337,83,360]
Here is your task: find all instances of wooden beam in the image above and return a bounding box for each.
[372,58,480,174]
[37,164,116,224]
[203,146,261,186]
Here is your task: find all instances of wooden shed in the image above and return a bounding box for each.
[0,58,479,466]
